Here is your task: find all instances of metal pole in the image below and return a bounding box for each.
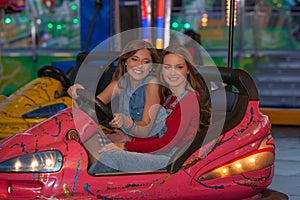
[237,0,245,66]
[164,0,172,48]
[83,0,102,52]
[227,0,235,69]
[113,0,121,51]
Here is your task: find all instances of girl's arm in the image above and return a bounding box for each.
[109,77,161,137]
[96,80,119,104]
[125,78,161,137]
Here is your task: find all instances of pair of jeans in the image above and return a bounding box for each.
[88,150,171,174]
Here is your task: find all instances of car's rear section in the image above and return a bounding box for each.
[0,66,72,139]
[163,66,275,199]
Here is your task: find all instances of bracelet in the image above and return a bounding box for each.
[126,120,136,131]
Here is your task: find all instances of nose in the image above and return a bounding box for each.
[170,68,177,75]
[136,63,143,69]
[136,60,144,67]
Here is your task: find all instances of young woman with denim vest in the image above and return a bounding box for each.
[68,40,163,165]
[68,40,163,137]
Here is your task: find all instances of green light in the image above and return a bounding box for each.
[70,4,77,10]
[47,23,54,29]
[4,17,12,24]
[73,18,79,24]
[183,23,191,29]
[56,24,62,30]
[172,22,179,29]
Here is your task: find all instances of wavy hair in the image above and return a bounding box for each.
[113,40,160,83]
[159,44,211,129]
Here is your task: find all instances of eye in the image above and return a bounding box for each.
[131,57,138,61]
[143,59,151,64]
[163,65,171,69]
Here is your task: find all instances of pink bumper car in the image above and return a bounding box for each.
[0,66,275,199]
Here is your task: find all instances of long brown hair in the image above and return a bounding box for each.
[159,44,211,129]
[112,40,160,82]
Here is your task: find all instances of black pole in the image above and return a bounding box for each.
[83,0,103,52]
[227,0,235,69]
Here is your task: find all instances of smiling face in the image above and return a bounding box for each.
[161,53,189,95]
[125,48,153,82]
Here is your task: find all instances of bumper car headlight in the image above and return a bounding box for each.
[0,150,62,173]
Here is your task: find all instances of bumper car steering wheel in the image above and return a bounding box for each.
[76,88,114,126]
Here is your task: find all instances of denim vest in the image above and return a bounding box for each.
[116,76,152,119]
[154,90,189,138]
[113,76,156,136]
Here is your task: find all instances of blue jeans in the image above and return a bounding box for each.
[88,150,171,174]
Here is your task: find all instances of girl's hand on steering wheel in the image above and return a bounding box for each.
[109,113,134,129]
[67,84,85,98]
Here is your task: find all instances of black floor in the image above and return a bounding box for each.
[269,125,300,200]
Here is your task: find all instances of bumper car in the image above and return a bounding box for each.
[0,66,275,199]
[0,65,72,139]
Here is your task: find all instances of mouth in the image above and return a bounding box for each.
[132,68,144,74]
[167,76,180,82]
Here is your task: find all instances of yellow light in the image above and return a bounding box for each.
[14,160,21,171]
[31,159,39,169]
[235,163,242,169]
[156,39,163,49]
[199,152,274,180]
[45,158,54,168]
[222,168,227,174]
[8,185,12,194]
[249,157,256,163]
[226,0,237,27]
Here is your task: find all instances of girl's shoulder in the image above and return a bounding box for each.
[146,76,159,84]
[185,91,200,101]
[107,79,122,93]
[109,79,119,88]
